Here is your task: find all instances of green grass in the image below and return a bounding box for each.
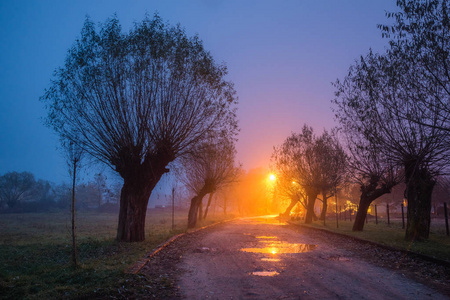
[290,218,450,262]
[0,209,233,299]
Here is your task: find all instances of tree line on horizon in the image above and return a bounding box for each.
[0,171,121,213]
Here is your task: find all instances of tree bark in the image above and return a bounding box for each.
[305,190,319,224]
[203,193,214,219]
[188,195,201,229]
[352,195,371,231]
[282,197,298,216]
[188,192,208,228]
[353,184,393,231]
[198,198,204,221]
[319,191,329,220]
[404,164,435,241]
[116,153,171,242]
[116,177,155,242]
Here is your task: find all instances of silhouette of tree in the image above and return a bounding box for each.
[0,172,35,209]
[333,48,450,240]
[42,15,237,242]
[315,130,347,220]
[64,141,84,267]
[180,137,239,228]
[379,0,450,134]
[337,125,402,231]
[272,126,346,223]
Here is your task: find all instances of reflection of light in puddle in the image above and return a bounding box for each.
[252,271,279,276]
[261,258,281,262]
[241,242,317,254]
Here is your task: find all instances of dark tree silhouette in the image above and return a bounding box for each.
[0,172,35,208]
[180,137,239,228]
[380,0,450,134]
[272,126,345,223]
[42,15,237,242]
[274,171,306,217]
[334,49,450,240]
[64,141,84,267]
[337,126,402,231]
[315,130,347,220]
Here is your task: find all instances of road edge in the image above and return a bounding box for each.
[125,218,236,274]
[286,220,450,268]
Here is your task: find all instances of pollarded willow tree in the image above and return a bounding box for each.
[315,130,347,220]
[333,48,449,240]
[179,136,239,228]
[336,122,403,231]
[272,125,346,223]
[42,15,238,242]
[273,169,306,217]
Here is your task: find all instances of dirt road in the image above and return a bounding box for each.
[140,216,449,299]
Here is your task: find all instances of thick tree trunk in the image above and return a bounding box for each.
[203,193,214,219]
[404,165,435,241]
[188,192,208,228]
[198,198,203,221]
[353,183,393,231]
[188,195,201,228]
[305,190,319,224]
[319,191,329,220]
[116,178,154,242]
[282,197,298,216]
[352,196,371,231]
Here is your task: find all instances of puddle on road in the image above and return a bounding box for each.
[251,271,279,276]
[261,258,281,262]
[241,242,317,254]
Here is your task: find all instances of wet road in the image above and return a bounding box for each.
[178,216,448,299]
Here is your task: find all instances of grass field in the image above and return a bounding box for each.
[290,217,450,262]
[0,209,232,299]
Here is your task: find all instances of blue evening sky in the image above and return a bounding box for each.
[0,0,398,183]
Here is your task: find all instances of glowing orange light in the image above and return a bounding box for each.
[269,174,276,181]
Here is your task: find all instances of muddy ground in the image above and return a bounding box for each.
[137,216,450,299]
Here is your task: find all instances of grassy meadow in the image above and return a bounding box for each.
[0,208,232,299]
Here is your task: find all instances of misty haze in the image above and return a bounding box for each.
[1,0,449,299]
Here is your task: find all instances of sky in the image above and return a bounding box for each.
[0,0,399,184]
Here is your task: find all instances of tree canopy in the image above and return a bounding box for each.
[42,15,238,241]
[334,0,450,240]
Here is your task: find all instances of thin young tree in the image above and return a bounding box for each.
[42,15,238,242]
[65,141,84,267]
